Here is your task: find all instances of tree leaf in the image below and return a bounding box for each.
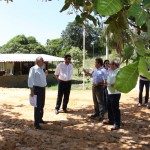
[146,19,150,38]
[94,0,123,16]
[87,14,97,26]
[75,15,82,23]
[146,57,150,66]
[60,2,71,12]
[74,0,84,6]
[122,45,134,61]
[135,40,145,56]
[143,0,150,9]
[128,3,148,26]
[138,57,150,79]
[115,61,139,93]
[145,50,150,55]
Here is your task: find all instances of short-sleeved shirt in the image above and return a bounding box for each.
[28,65,47,88]
[107,68,120,94]
[102,67,110,80]
[92,67,105,84]
[54,62,73,81]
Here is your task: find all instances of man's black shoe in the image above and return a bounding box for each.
[35,126,42,130]
[40,120,47,124]
[55,109,59,115]
[103,121,114,125]
[90,114,98,118]
[98,116,104,121]
[63,109,68,113]
[111,126,120,131]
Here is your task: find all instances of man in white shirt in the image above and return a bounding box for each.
[103,60,121,131]
[28,56,47,129]
[54,54,73,114]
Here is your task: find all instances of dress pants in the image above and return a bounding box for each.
[55,80,71,110]
[92,85,104,116]
[107,94,121,127]
[34,86,45,127]
[139,79,149,104]
[103,86,108,113]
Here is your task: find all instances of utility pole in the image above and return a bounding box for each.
[106,35,109,59]
[83,24,85,90]
[82,1,86,90]
[91,42,94,58]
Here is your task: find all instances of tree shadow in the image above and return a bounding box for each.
[0,97,150,150]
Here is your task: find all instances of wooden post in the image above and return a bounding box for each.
[4,62,8,75]
[20,62,22,75]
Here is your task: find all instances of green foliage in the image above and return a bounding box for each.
[146,19,150,38]
[115,61,139,93]
[138,57,150,79]
[94,0,123,16]
[61,21,104,56]
[122,45,134,63]
[45,38,63,56]
[128,3,149,26]
[2,0,150,93]
[27,36,37,44]
[60,0,150,93]
[135,40,145,56]
[143,0,150,9]
[68,46,87,75]
[0,34,47,54]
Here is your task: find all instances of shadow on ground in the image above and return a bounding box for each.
[0,97,150,150]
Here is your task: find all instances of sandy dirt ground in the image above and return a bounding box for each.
[0,87,150,150]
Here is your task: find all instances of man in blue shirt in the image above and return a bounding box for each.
[83,58,105,121]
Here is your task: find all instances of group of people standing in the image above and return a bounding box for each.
[28,55,73,129]
[83,58,121,130]
[28,55,149,131]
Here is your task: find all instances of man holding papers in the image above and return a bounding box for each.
[28,56,47,130]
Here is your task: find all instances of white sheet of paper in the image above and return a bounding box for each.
[29,95,37,107]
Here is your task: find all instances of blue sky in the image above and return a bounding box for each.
[0,0,76,46]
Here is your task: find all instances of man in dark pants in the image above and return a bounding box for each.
[103,60,121,131]
[138,75,150,107]
[28,56,47,129]
[107,94,121,128]
[54,54,73,114]
[83,58,105,121]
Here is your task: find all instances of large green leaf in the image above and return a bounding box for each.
[145,50,150,55]
[146,19,150,38]
[146,57,150,66]
[135,40,145,56]
[94,0,123,16]
[138,57,150,79]
[122,45,134,61]
[115,61,139,93]
[128,3,148,26]
[143,0,150,9]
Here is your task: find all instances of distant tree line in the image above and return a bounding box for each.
[0,21,105,57]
